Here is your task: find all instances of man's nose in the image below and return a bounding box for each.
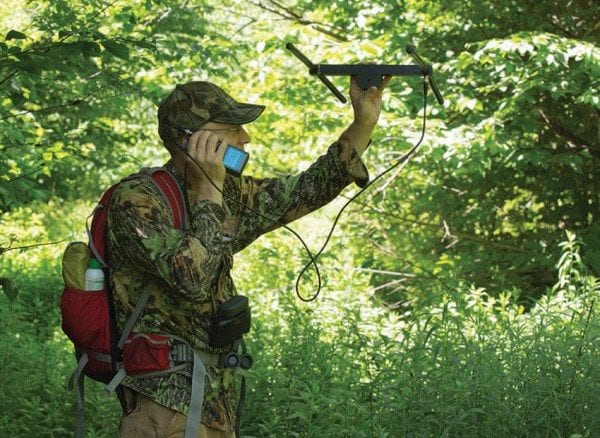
[239,127,251,146]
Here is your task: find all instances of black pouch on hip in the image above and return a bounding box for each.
[209,295,251,348]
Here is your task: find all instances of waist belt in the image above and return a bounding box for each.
[171,341,223,367]
[172,339,254,370]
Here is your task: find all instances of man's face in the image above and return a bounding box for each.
[201,121,251,151]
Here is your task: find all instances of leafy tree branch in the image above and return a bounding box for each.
[0,240,64,255]
[0,70,18,87]
[246,0,348,41]
[4,164,46,183]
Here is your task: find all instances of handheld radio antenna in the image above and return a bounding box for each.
[286,42,444,105]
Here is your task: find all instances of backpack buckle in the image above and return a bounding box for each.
[171,341,194,363]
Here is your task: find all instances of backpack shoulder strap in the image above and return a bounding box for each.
[87,167,187,266]
[144,167,188,230]
[88,184,119,266]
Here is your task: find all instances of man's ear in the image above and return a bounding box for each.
[160,124,183,144]
[164,139,181,157]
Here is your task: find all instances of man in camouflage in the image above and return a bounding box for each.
[107,77,390,437]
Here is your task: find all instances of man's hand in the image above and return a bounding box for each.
[339,75,391,157]
[185,129,228,205]
[350,75,391,128]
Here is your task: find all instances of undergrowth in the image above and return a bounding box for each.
[1,210,598,437]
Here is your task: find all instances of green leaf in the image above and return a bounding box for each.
[6,30,26,40]
[58,30,75,39]
[101,40,130,60]
[17,54,41,74]
[0,277,19,301]
[59,42,83,58]
[131,40,155,50]
[80,41,101,58]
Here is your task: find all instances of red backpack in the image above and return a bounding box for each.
[60,168,189,437]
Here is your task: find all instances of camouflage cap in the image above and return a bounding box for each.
[158,81,265,134]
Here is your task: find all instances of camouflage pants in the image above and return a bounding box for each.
[119,392,235,438]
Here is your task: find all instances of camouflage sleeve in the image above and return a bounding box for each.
[230,140,369,252]
[107,176,227,304]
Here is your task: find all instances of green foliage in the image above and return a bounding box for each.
[0,0,243,211]
[0,276,18,300]
[347,28,599,302]
[0,257,121,436]
[1,0,599,436]
[1,224,598,436]
[235,228,600,437]
[2,0,595,299]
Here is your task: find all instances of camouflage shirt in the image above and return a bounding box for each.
[106,140,368,431]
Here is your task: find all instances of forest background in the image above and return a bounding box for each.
[0,0,598,436]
